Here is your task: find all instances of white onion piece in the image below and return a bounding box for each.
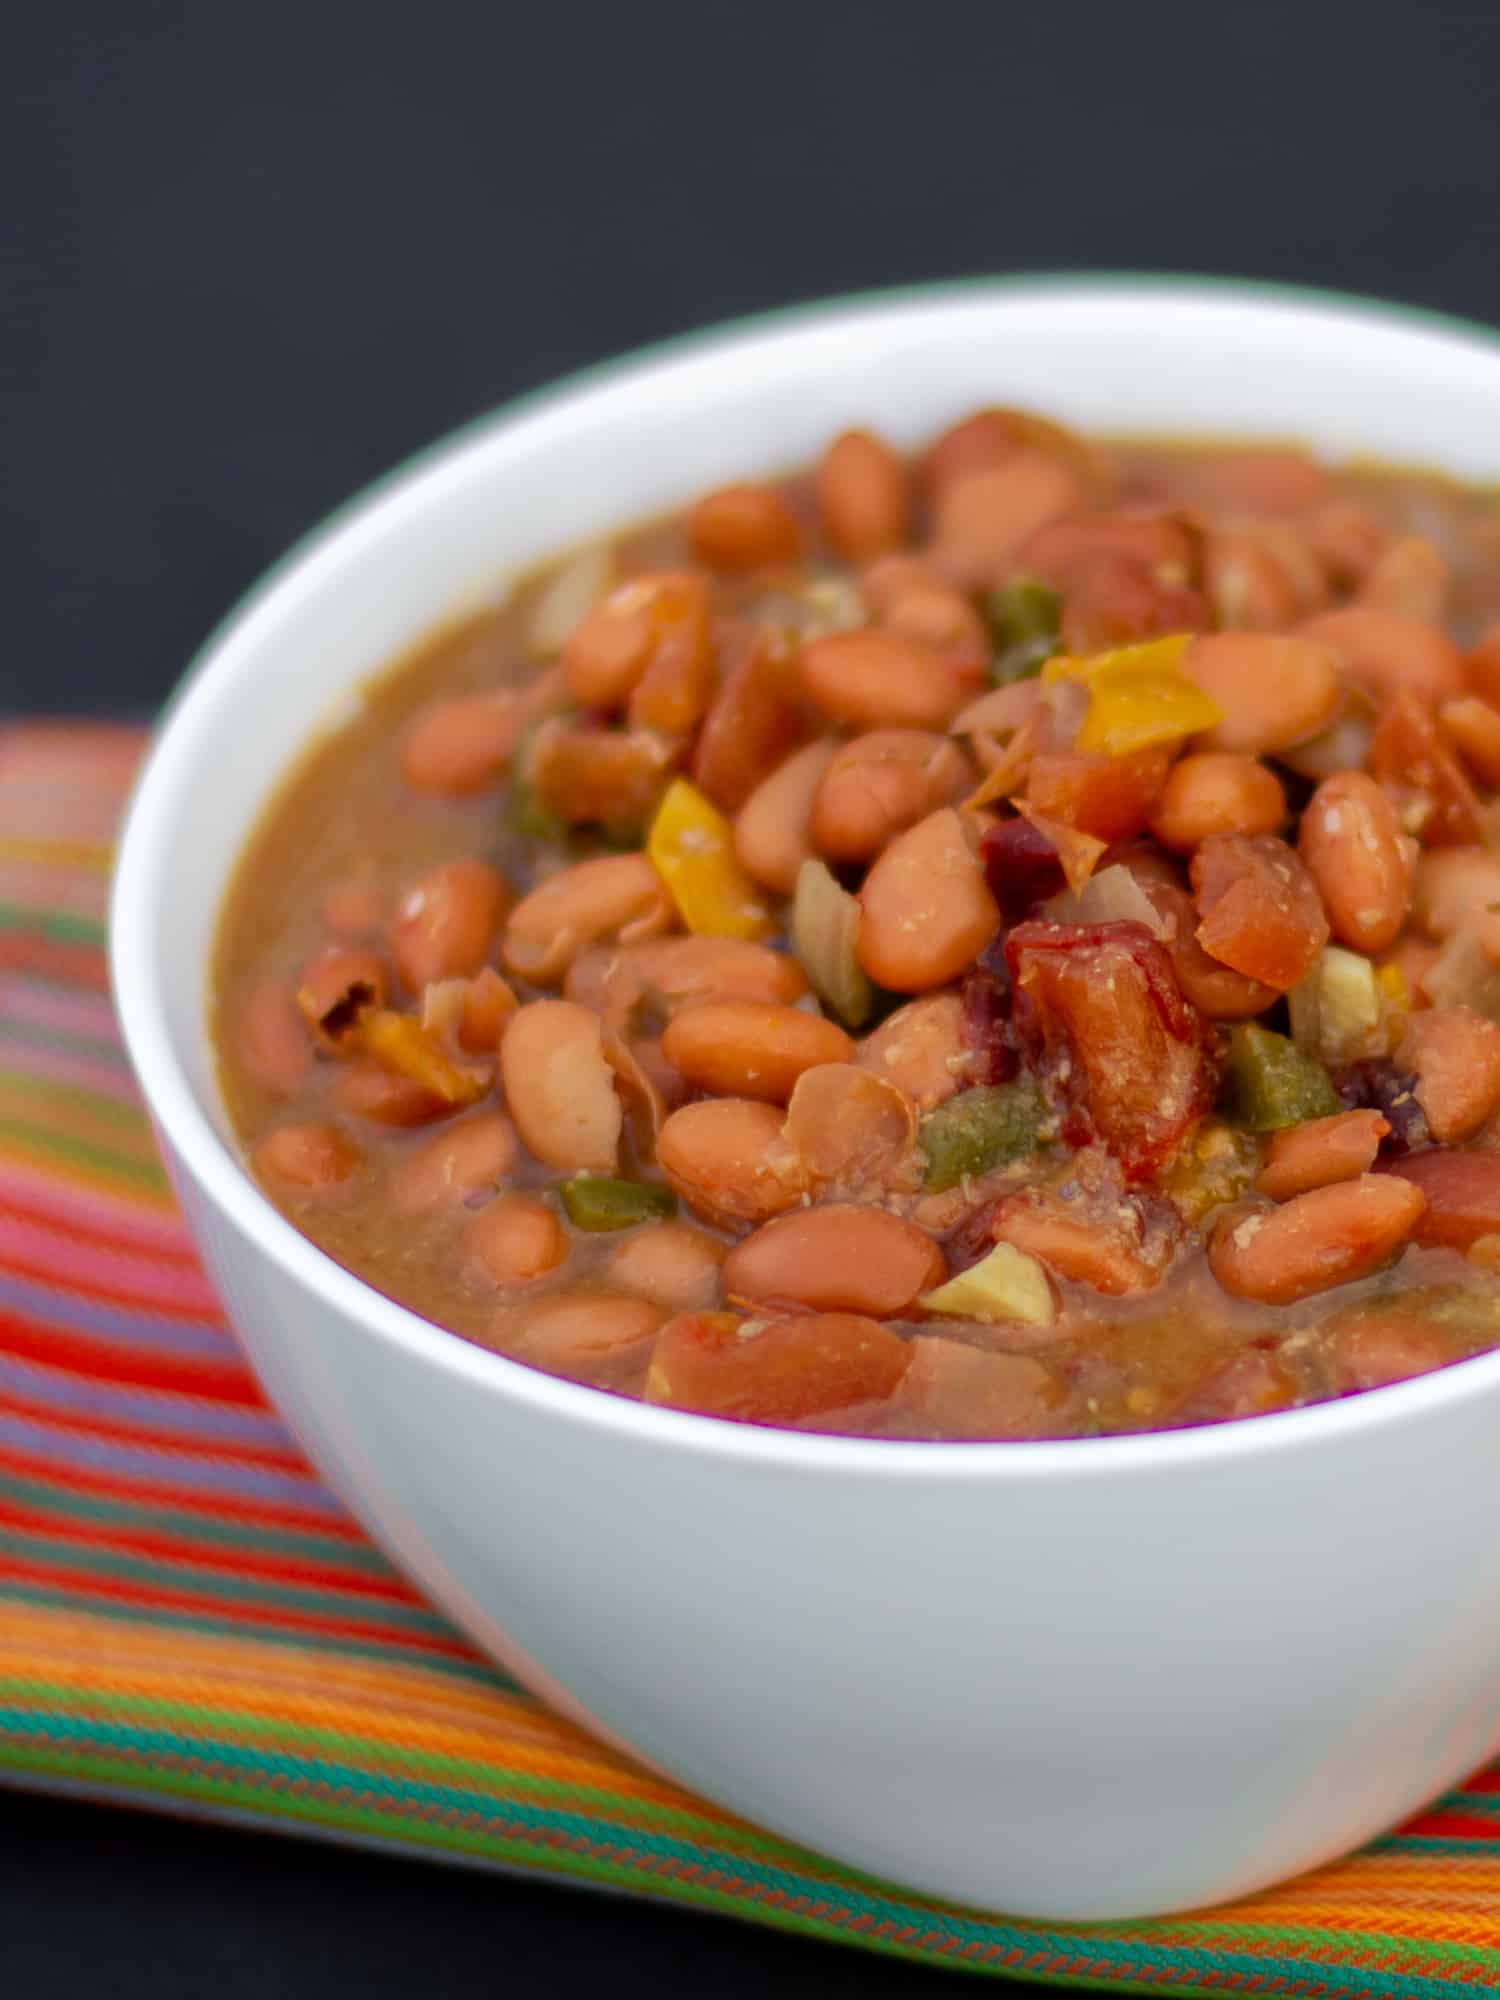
[1042,864,1170,939]
[527,544,615,657]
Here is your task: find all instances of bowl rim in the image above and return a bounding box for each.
[110,269,1500,1481]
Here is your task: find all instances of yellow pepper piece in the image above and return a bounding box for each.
[647,779,774,941]
[1043,635,1223,756]
[358,1010,488,1107]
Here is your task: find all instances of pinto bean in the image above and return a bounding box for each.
[816,429,911,561]
[526,719,677,830]
[1255,1110,1389,1201]
[1358,536,1450,624]
[1208,1177,1426,1304]
[1412,846,1500,940]
[857,807,1000,993]
[660,1001,853,1104]
[467,1195,568,1287]
[1147,754,1285,853]
[990,1190,1166,1296]
[810,730,973,864]
[1057,556,1211,655]
[732,740,838,895]
[332,1061,450,1128]
[1202,525,1321,630]
[1298,605,1465,703]
[1332,1309,1450,1392]
[1175,448,1331,516]
[722,1206,943,1318]
[1020,507,1196,587]
[495,1289,665,1381]
[391,1111,517,1210]
[858,552,949,617]
[605,1222,725,1311]
[1297,770,1411,954]
[391,860,510,993]
[687,484,801,569]
[503,853,673,985]
[233,979,313,1097]
[294,944,386,1052]
[1191,833,1330,991]
[881,583,990,662]
[499,1000,621,1174]
[400,690,526,797]
[929,450,1089,588]
[1439,696,1500,786]
[690,631,806,812]
[782,1063,919,1194]
[1170,1347,1296,1426]
[1467,624,1500,708]
[253,1122,360,1193]
[644,1310,909,1423]
[1384,1150,1500,1250]
[655,1099,808,1230]
[568,934,808,1017]
[1305,500,1391,587]
[856,992,972,1111]
[800,630,975,732]
[1183,634,1343,756]
[1399,1006,1500,1142]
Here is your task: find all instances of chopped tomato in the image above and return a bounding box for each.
[1190,833,1330,991]
[1006,919,1215,1180]
[1025,746,1172,842]
[1058,555,1212,655]
[1370,687,1485,847]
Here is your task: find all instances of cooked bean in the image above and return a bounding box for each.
[690,631,805,812]
[1358,536,1450,624]
[1297,771,1411,954]
[687,484,801,570]
[722,1205,943,1317]
[857,807,1000,993]
[800,629,975,732]
[856,992,971,1111]
[1183,634,1343,755]
[1439,696,1500,786]
[811,730,974,863]
[605,1222,725,1311]
[1148,753,1285,853]
[233,978,313,1097]
[782,1063,919,1193]
[568,934,808,1018]
[391,1110,517,1210]
[400,690,526,797]
[1384,1150,1500,1249]
[466,1194,568,1287]
[893,1339,1061,1440]
[858,552,948,616]
[499,1000,621,1174]
[1372,687,1485,847]
[930,450,1088,588]
[496,1288,665,1380]
[253,1122,360,1193]
[1208,1177,1426,1304]
[1191,833,1330,991]
[990,1190,1165,1295]
[1202,525,1321,630]
[660,1001,853,1104]
[503,853,673,985]
[1399,1006,1500,1142]
[1298,605,1465,703]
[1020,507,1196,587]
[816,428,911,561]
[333,1060,450,1127]
[1176,447,1331,515]
[525,720,677,830]
[921,409,1027,493]
[883,590,989,675]
[656,1098,808,1229]
[1057,555,1211,655]
[1171,1347,1296,1425]
[1413,846,1500,939]
[644,1310,909,1423]
[295,944,386,1052]
[1305,499,1391,586]
[391,860,510,993]
[1468,624,1500,707]
[733,740,838,895]
[1255,1110,1389,1201]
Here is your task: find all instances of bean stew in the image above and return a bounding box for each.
[215,409,1500,1439]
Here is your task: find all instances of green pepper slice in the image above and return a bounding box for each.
[1225,1024,1341,1133]
[559,1176,678,1231]
[919,1080,1048,1192]
[985,576,1061,685]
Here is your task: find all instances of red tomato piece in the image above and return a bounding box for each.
[1190,833,1330,991]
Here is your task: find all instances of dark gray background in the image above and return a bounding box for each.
[7,2,1500,1992]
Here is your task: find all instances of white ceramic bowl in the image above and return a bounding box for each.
[113,278,1500,1920]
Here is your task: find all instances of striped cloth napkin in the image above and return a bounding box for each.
[6,719,1500,1996]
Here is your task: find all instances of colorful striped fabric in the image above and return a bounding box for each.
[9,722,1500,1995]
